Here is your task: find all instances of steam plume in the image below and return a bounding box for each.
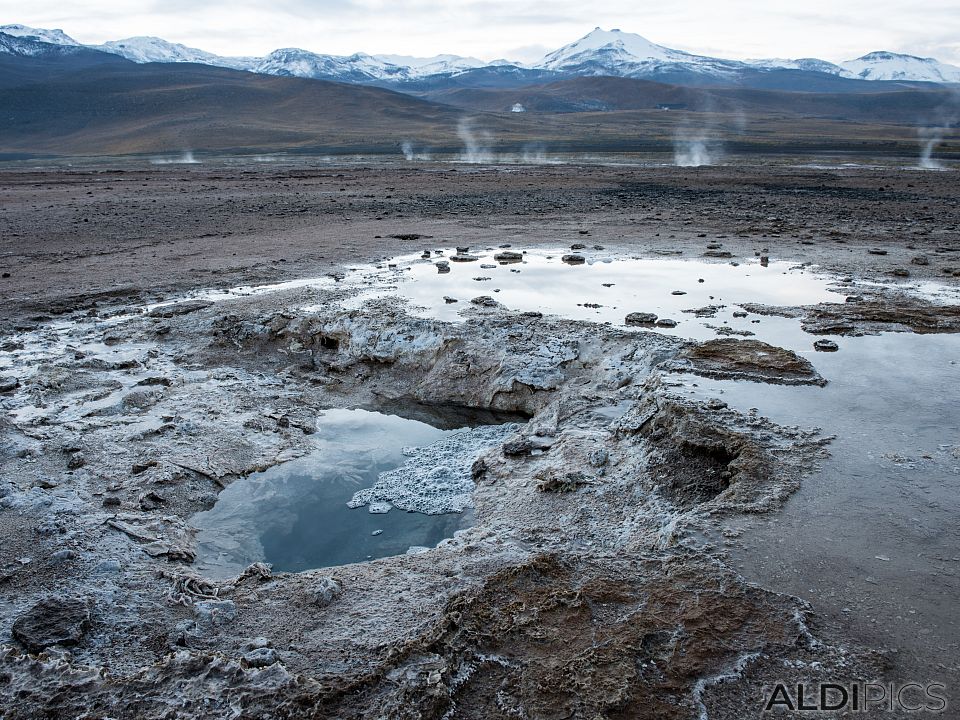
[457,118,494,163]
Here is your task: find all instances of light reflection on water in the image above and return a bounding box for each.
[191,408,469,577]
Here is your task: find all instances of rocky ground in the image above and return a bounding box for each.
[0,157,958,719]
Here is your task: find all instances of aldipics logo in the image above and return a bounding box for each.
[762,682,948,714]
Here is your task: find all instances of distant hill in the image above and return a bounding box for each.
[424,76,960,124]
[0,60,465,156]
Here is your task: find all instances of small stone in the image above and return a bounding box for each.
[193,599,237,627]
[66,453,85,470]
[12,597,91,653]
[670,290,686,296]
[911,255,929,266]
[311,577,342,607]
[0,377,18,393]
[655,318,678,328]
[493,250,523,263]
[139,491,166,511]
[95,560,122,573]
[625,312,658,326]
[450,253,478,262]
[470,296,499,307]
[49,550,77,564]
[890,268,910,277]
[371,529,383,536]
[703,250,733,258]
[443,296,458,304]
[562,254,585,265]
[243,647,279,668]
[570,243,587,250]
[732,311,748,318]
[813,339,839,352]
[867,248,888,256]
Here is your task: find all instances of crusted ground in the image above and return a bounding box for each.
[0,161,957,719]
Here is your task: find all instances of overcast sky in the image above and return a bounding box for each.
[3,0,958,65]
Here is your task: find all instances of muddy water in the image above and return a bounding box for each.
[191,408,486,578]
[669,332,960,680]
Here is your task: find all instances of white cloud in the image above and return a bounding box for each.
[2,0,957,64]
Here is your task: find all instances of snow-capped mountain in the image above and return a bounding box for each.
[2,22,959,86]
[537,27,743,79]
[252,49,411,82]
[93,36,249,67]
[374,53,488,78]
[840,51,960,83]
[0,23,77,46]
[747,57,847,75]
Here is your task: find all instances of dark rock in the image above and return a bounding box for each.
[813,339,839,352]
[562,254,585,265]
[625,312,658,326]
[670,338,827,386]
[470,457,487,481]
[911,255,929,266]
[537,471,589,493]
[671,290,687,296]
[703,250,733,258]
[0,377,18,393]
[135,377,172,387]
[450,254,479,262]
[443,296,458,304]
[890,269,910,277]
[502,438,533,456]
[494,251,523,263]
[470,296,500,307]
[147,299,214,318]
[656,319,678,328]
[867,248,888,256]
[12,597,91,653]
[66,453,85,470]
[139,491,166,511]
[132,460,158,474]
[570,243,587,250]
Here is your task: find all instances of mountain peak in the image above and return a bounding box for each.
[0,23,78,46]
[841,50,960,82]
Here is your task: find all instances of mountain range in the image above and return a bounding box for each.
[3,23,959,90]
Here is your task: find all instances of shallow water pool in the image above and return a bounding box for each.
[190,407,515,577]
